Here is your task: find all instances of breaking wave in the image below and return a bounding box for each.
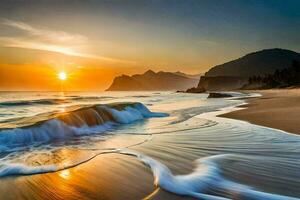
[0,99,70,106]
[0,102,168,150]
[0,96,114,107]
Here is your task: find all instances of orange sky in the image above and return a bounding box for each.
[0,1,299,91]
[0,46,206,91]
[0,19,214,91]
[0,26,217,91]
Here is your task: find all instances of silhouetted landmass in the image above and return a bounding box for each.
[207,92,233,98]
[106,70,199,91]
[197,76,248,91]
[205,48,300,77]
[173,71,202,79]
[185,86,206,93]
[186,48,300,91]
[244,60,300,89]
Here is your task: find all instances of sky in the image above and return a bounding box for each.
[0,0,299,91]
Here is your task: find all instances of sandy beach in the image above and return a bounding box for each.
[1,92,300,200]
[1,1,299,199]
[221,89,300,135]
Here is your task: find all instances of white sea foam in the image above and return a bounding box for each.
[0,92,299,199]
[120,150,299,200]
[0,102,168,150]
[0,147,299,200]
[105,103,167,124]
[0,163,57,177]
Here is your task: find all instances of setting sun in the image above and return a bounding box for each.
[58,72,67,80]
[0,1,300,200]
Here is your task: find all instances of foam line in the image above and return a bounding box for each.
[0,150,299,200]
[119,151,299,200]
[0,102,168,150]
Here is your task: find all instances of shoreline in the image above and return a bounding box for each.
[0,91,300,199]
[220,89,300,135]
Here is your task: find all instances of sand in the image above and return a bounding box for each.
[221,89,300,135]
[2,90,300,200]
[0,133,198,200]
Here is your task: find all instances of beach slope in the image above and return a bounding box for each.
[221,89,300,135]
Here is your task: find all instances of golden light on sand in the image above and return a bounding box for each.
[58,71,67,80]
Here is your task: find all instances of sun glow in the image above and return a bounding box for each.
[58,71,67,80]
[59,169,71,179]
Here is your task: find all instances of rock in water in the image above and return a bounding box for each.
[207,92,233,98]
[185,86,206,93]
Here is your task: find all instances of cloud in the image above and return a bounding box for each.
[0,19,135,64]
[2,19,87,44]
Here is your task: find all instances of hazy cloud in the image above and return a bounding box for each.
[0,19,135,63]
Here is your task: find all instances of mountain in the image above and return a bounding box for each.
[191,48,300,91]
[197,76,248,91]
[106,70,199,91]
[244,60,300,89]
[173,71,202,79]
[205,48,300,77]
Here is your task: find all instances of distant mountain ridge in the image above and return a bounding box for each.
[106,70,199,91]
[173,71,202,79]
[191,48,300,91]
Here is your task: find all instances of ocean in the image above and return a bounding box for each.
[0,91,299,199]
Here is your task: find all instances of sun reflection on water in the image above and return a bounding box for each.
[59,169,71,180]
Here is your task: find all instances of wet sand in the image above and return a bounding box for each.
[1,91,300,200]
[0,133,198,200]
[221,89,300,135]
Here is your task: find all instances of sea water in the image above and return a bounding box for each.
[0,91,299,199]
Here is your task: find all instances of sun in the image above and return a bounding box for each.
[58,71,67,80]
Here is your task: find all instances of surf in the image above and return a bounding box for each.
[121,151,299,200]
[0,92,299,199]
[1,148,298,200]
[0,102,168,151]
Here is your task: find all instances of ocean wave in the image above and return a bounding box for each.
[1,150,298,200]
[0,96,115,107]
[0,102,168,150]
[0,163,57,177]
[123,151,299,200]
[0,99,71,106]
[69,96,114,101]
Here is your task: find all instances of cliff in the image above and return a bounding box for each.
[205,48,300,77]
[193,48,300,91]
